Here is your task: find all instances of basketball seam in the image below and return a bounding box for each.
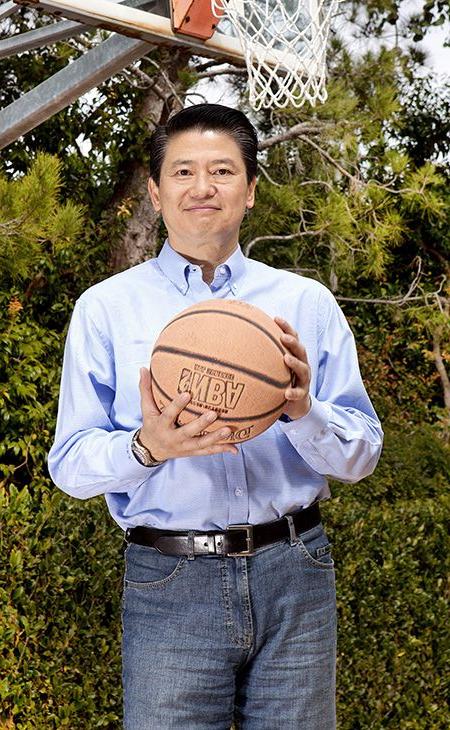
[161,308,286,356]
[151,346,290,389]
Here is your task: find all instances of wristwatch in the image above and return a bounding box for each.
[131,429,166,467]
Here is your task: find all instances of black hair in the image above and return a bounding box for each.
[149,103,258,185]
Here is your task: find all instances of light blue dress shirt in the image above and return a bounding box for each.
[48,241,383,531]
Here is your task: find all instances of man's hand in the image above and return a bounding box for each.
[138,367,239,462]
[274,317,312,420]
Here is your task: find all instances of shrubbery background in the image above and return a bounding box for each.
[1,2,450,726]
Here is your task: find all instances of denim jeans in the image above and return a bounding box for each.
[122,522,336,729]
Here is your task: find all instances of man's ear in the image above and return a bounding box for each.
[148,177,161,212]
[246,176,257,210]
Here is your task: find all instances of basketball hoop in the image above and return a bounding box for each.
[211,0,342,109]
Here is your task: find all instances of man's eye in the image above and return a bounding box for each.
[176,169,191,176]
[214,168,231,176]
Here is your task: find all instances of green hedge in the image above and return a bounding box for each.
[1,485,123,728]
[1,425,448,728]
[327,494,448,729]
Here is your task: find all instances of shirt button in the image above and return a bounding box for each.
[235,488,243,497]
[219,266,226,274]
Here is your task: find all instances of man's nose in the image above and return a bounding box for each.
[189,173,216,198]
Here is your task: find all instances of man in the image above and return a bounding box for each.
[49,103,383,729]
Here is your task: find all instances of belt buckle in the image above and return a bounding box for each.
[226,524,255,557]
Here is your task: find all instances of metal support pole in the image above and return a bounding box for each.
[0,19,91,59]
[0,32,151,149]
[0,0,159,59]
[0,1,19,20]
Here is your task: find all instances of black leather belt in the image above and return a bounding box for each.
[125,502,321,558]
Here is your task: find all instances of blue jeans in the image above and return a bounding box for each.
[122,522,336,729]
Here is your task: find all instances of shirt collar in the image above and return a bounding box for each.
[156,240,246,296]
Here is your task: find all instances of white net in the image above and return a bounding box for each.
[211,0,341,110]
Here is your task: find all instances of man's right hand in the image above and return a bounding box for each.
[138,367,239,462]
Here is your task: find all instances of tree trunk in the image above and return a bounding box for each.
[432,333,450,408]
[108,47,191,271]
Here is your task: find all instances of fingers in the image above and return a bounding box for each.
[279,325,310,394]
[275,317,307,360]
[274,316,297,338]
[275,317,312,419]
[283,341,310,401]
[184,428,239,456]
[282,335,308,364]
[139,367,161,418]
[179,414,238,454]
[155,385,237,449]
[181,408,218,436]
[284,354,310,393]
[158,389,193,426]
[189,442,239,457]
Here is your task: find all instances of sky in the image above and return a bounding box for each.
[418,23,450,72]
[337,0,450,74]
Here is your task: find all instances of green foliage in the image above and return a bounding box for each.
[327,490,449,729]
[0,154,84,284]
[334,423,450,505]
[351,303,443,426]
[1,484,123,728]
[0,155,119,727]
[0,301,60,481]
[395,78,450,165]
[245,41,450,427]
[347,0,449,44]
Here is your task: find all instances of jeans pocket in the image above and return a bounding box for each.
[124,543,187,589]
[295,523,334,570]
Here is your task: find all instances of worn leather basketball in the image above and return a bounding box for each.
[150,299,291,444]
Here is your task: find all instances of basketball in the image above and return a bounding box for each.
[150,299,292,443]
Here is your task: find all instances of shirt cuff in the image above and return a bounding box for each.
[120,429,159,477]
[278,396,331,442]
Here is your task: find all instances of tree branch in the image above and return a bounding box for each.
[244,229,325,257]
[257,127,362,187]
[257,163,283,187]
[297,135,359,183]
[194,67,247,79]
[258,123,329,151]
[191,59,224,73]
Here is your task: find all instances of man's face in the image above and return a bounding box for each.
[148,129,256,256]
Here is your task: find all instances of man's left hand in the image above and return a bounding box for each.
[275,317,312,421]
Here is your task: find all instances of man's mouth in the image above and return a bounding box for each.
[185,205,221,211]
